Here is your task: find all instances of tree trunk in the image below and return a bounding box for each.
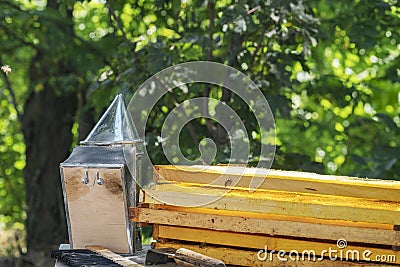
[22,88,77,253]
[21,0,78,258]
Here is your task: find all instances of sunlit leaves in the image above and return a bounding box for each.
[73,1,111,41]
[0,91,26,227]
[81,0,399,180]
[277,0,400,179]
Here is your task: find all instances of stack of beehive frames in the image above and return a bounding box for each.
[132,165,400,266]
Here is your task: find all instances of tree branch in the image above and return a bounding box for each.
[203,0,219,140]
[152,75,200,148]
[168,90,200,145]
[250,24,268,69]
[107,3,132,45]
[0,24,36,49]
[72,33,112,66]
[207,0,215,61]
[1,70,22,122]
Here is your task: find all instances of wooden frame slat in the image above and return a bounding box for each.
[154,242,396,267]
[157,225,400,264]
[140,204,394,230]
[86,246,143,267]
[143,183,400,224]
[154,165,400,202]
[131,207,400,246]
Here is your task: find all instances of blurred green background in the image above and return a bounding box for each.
[0,0,399,265]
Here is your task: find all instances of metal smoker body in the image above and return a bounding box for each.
[60,94,142,254]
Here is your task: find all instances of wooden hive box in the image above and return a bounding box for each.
[132,165,400,266]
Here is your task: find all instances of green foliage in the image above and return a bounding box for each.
[87,0,320,168]
[0,79,26,256]
[0,0,102,254]
[0,2,32,255]
[84,0,399,180]
[276,0,400,179]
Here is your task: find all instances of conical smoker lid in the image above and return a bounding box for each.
[80,94,142,145]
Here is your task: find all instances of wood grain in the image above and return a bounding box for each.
[157,225,400,264]
[132,207,400,246]
[138,204,395,230]
[143,183,400,224]
[154,165,400,202]
[155,242,396,267]
[87,246,143,266]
